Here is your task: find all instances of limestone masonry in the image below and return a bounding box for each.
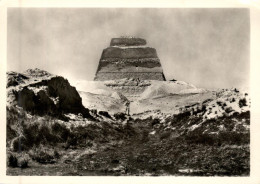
[94,37,166,81]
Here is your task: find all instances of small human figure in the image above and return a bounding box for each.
[125,101,130,116]
[136,77,140,86]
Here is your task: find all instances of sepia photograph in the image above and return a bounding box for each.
[4,7,253,178]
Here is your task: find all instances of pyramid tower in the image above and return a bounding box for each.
[94,37,166,81]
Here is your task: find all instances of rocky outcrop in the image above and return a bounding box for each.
[7,72,29,88]
[94,37,166,81]
[7,69,92,119]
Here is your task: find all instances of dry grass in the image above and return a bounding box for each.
[6,106,250,176]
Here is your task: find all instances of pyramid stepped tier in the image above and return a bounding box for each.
[94,37,166,81]
[101,47,158,59]
[110,37,146,46]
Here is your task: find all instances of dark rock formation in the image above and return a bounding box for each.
[7,69,93,120]
[94,37,166,81]
[28,77,85,114]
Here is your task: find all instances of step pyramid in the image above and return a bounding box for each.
[94,37,166,81]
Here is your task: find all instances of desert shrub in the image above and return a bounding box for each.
[140,129,149,143]
[40,125,52,140]
[22,120,71,148]
[222,119,235,131]
[160,131,171,140]
[184,129,249,146]
[29,146,58,164]
[219,102,227,110]
[231,98,236,103]
[170,111,191,127]
[39,125,61,145]
[6,106,26,125]
[7,152,29,168]
[114,123,135,139]
[185,132,215,145]
[216,101,222,106]
[6,123,17,142]
[233,111,250,124]
[114,112,126,121]
[10,136,28,152]
[202,104,207,111]
[23,123,55,146]
[6,107,26,142]
[225,107,233,113]
[99,111,112,119]
[65,125,98,148]
[86,141,94,147]
[65,133,78,149]
[151,118,160,126]
[239,98,247,108]
[22,123,41,147]
[7,153,18,167]
[54,149,60,159]
[203,99,212,104]
[73,125,95,139]
[193,105,207,115]
[90,109,98,116]
[51,122,70,141]
[218,132,249,145]
[17,155,29,168]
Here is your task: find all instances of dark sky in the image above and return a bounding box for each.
[7,8,250,89]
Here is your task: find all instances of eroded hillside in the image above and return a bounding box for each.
[6,69,250,176]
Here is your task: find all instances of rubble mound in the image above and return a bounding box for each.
[7,68,53,88]
[104,78,151,100]
[24,68,52,78]
[94,37,166,81]
[73,80,130,113]
[7,72,29,87]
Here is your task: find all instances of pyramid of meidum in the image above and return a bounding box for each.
[94,37,166,81]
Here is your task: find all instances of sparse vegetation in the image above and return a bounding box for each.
[6,102,250,176]
[6,66,251,176]
[114,112,127,121]
[29,146,60,164]
[17,155,29,168]
[7,153,18,167]
[7,152,29,168]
